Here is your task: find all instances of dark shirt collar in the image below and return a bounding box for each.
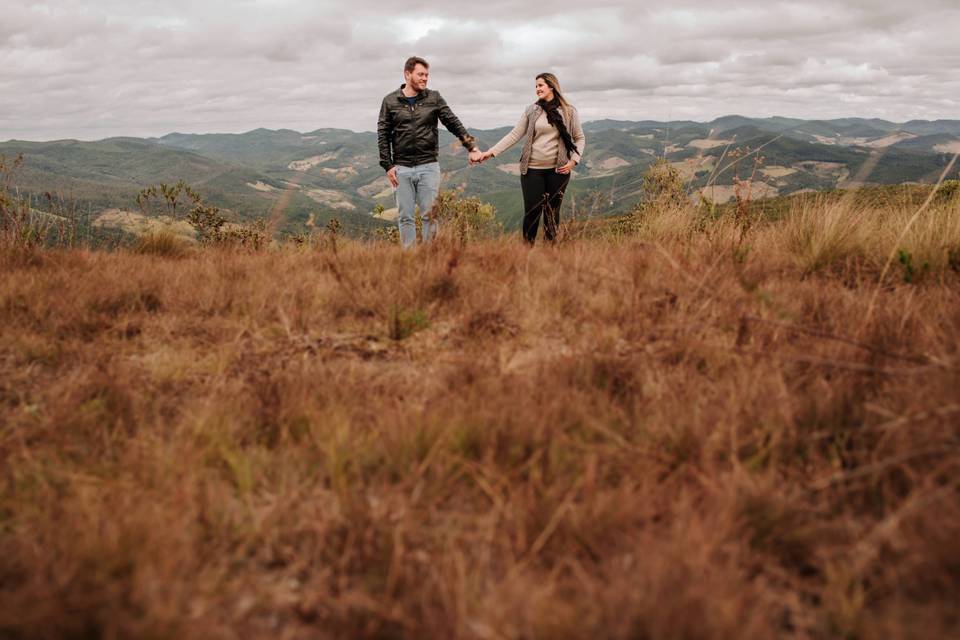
[397,84,427,101]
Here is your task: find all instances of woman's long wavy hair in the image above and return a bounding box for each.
[536,72,573,120]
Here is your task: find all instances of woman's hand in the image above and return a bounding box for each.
[556,160,576,175]
[470,150,493,165]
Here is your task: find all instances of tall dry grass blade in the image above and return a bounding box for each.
[698,137,735,202]
[861,152,959,330]
[707,134,783,188]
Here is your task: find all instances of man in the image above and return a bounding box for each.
[378,56,483,248]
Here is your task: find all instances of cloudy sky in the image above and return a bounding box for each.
[2,0,958,141]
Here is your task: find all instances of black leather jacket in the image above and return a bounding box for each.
[377,86,477,171]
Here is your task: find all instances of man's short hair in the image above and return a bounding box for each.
[404,56,429,73]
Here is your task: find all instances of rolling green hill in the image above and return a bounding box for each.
[3,115,958,237]
[0,136,390,237]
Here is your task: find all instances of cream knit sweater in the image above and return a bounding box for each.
[489,104,586,174]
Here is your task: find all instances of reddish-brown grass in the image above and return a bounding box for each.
[1,203,959,638]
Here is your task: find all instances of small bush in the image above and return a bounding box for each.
[219,219,268,250]
[138,181,268,249]
[622,160,714,242]
[641,159,688,209]
[185,200,227,244]
[369,226,401,245]
[430,190,501,244]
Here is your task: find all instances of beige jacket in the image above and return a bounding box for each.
[490,103,586,175]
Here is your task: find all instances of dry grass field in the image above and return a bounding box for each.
[2,190,960,638]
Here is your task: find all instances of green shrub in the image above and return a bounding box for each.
[138,182,268,249]
[641,159,687,209]
[430,190,501,244]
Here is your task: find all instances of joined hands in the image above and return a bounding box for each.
[469,150,494,166]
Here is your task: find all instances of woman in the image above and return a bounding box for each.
[478,73,586,244]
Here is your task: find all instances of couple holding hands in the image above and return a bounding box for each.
[377,56,586,248]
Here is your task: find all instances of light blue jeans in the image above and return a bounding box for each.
[395,162,441,249]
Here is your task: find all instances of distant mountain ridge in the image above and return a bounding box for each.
[2,116,958,237]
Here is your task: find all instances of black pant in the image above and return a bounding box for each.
[520,168,570,244]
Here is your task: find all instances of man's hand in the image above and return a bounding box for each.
[556,160,577,175]
[386,166,399,188]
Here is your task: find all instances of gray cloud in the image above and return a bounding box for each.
[0,0,958,141]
